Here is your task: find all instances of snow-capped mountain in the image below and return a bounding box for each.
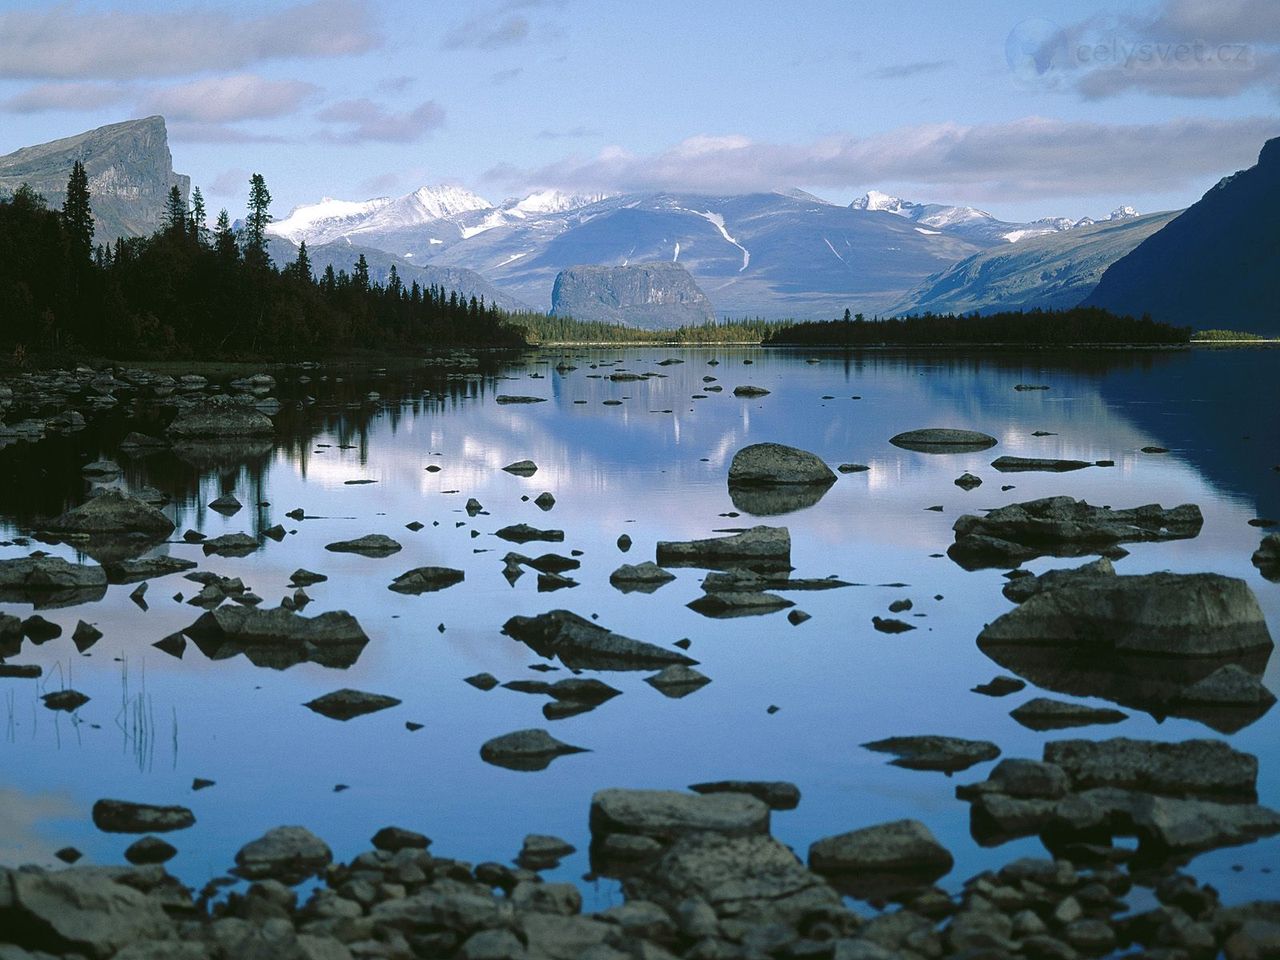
[850,191,1140,245]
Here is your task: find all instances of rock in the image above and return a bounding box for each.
[92,799,195,834]
[787,610,811,625]
[590,789,770,844]
[978,571,1272,657]
[3,866,175,958]
[871,616,914,633]
[687,591,793,618]
[950,496,1203,568]
[656,526,790,569]
[1002,557,1115,603]
[183,607,370,670]
[1043,737,1259,799]
[645,665,711,698]
[954,473,982,490]
[102,556,198,584]
[624,832,841,925]
[890,429,998,453]
[496,523,564,544]
[166,396,274,438]
[551,262,716,328]
[517,834,576,870]
[862,736,1001,773]
[956,758,1071,800]
[502,609,696,671]
[389,566,465,593]
[0,555,108,608]
[808,819,954,898]
[1176,664,1277,706]
[82,459,121,478]
[495,395,547,404]
[972,675,1026,697]
[503,460,539,476]
[733,385,771,397]
[371,826,431,852]
[617,533,632,552]
[700,569,854,592]
[838,463,870,473]
[534,492,556,510]
[22,614,61,641]
[0,663,41,678]
[728,482,834,516]
[304,688,401,720]
[124,836,177,865]
[465,673,500,691]
[324,534,402,557]
[1252,532,1280,580]
[45,490,175,537]
[234,826,332,883]
[479,728,588,771]
[991,456,1093,472]
[609,562,676,593]
[688,781,801,810]
[1009,697,1128,731]
[201,533,258,557]
[208,493,242,514]
[42,689,90,711]
[290,568,328,587]
[727,443,835,485]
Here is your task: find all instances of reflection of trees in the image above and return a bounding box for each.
[0,356,532,535]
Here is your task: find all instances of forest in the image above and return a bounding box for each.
[0,166,525,362]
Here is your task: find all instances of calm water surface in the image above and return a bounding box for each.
[0,346,1277,910]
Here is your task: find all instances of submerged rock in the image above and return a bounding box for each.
[645,664,711,698]
[688,780,802,810]
[656,525,790,569]
[92,799,195,834]
[863,735,1001,773]
[808,819,954,898]
[729,483,834,516]
[496,523,564,544]
[480,728,588,771]
[991,456,1093,472]
[609,561,676,593]
[728,443,836,485]
[890,428,998,453]
[502,459,539,476]
[950,496,1203,568]
[503,609,696,671]
[388,566,465,593]
[304,688,401,721]
[166,396,274,438]
[687,590,794,618]
[42,689,90,711]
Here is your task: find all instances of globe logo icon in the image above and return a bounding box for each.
[1006,18,1064,88]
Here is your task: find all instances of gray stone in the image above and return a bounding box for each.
[480,728,588,772]
[46,490,175,537]
[727,443,835,485]
[645,665,711,697]
[235,826,333,883]
[183,607,370,670]
[890,429,998,452]
[324,534,402,557]
[609,562,676,593]
[656,526,790,568]
[0,556,108,607]
[1043,737,1259,799]
[389,566,465,593]
[303,689,401,721]
[92,799,195,834]
[503,460,539,476]
[688,781,801,810]
[862,735,1000,773]
[1176,664,1277,706]
[551,262,716,329]
[503,609,696,671]
[1009,697,1128,731]
[1001,557,1115,603]
[166,396,274,438]
[590,789,770,843]
[201,533,258,557]
[686,591,793,618]
[991,456,1093,472]
[808,820,953,896]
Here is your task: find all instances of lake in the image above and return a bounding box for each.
[0,345,1277,912]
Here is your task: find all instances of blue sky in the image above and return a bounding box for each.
[1,0,1277,221]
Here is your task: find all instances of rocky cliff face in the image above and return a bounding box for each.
[0,116,189,243]
[551,262,717,329]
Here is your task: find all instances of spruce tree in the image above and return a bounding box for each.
[244,173,273,267]
[214,209,239,261]
[354,254,370,292]
[190,186,207,243]
[163,185,187,235]
[291,240,312,281]
[61,160,94,261]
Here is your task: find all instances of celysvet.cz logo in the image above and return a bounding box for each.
[1005,18,1254,89]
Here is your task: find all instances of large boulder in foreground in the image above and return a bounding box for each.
[950,496,1203,568]
[502,609,695,671]
[45,490,174,537]
[978,570,1272,658]
[656,525,790,569]
[166,395,274,438]
[728,443,836,485]
[808,819,954,898]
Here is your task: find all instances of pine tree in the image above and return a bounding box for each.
[163,185,187,235]
[190,186,207,243]
[843,308,852,323]
[214,209,239,261]
[387,263,401,297]
[61,161,94,261]
[291,240,312,281]
[322,264,336,293]
[244,173,273,267]
[354,254,370,292]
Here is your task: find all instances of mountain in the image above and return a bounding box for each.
[264,236,533,313]
[1083,138,1280,335]
[893,211,1179,316]
[551,262,716,328]
[850,191,1141,245]
[0,117,188,243]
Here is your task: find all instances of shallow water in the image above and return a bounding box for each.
[1,345,1278,910]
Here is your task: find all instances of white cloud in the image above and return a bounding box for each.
[0,0,379,80]
[139,75,318,123]
[317,99,446,144]
[485,115,1280,201]
[0,81,131,113]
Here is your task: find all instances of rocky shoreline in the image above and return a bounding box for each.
[3,776,1279,960]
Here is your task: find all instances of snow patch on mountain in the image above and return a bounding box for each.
[693,210,750,271]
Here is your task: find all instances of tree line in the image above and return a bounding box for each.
[763,307,1192,346]
[0,165,524,361]
[512,313,789,344]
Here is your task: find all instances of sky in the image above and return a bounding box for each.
[1,0,1278,222]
